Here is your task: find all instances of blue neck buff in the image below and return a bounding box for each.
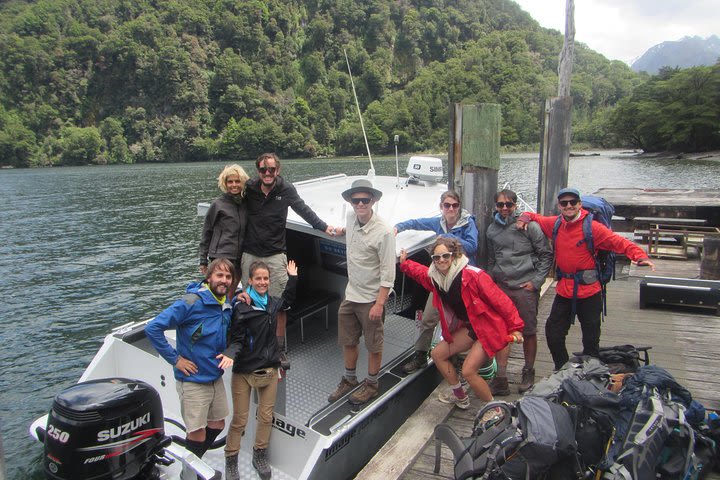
[494,212,507,225]
[247,286,268,310]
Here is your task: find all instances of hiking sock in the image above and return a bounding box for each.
[367,372,379,384]
[204,427,222,451]
[344,368,357,383]
[450,383,467,399]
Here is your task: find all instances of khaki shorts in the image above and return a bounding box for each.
[175,378,229,433]
[241,252,288,298]
[499,286,539,336]
[338,300,384,353]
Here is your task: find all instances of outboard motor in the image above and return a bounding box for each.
[405,156,444,184]
[42,378,168,480]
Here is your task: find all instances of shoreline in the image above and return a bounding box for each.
[4,149,720,169]
[634,150,720,162]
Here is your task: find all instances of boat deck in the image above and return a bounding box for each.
[358,256,720,480]
[282,297,417,422]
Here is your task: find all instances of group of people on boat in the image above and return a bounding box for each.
[144,152,655,480]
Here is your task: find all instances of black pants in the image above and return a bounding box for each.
[545,292,602,371]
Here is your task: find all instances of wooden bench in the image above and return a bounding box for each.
[632,217,707,230]
[647,224,720,259]
[288,289,340,343]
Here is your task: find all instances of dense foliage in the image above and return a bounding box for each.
[605,64,720,152]
[1,0,643,167]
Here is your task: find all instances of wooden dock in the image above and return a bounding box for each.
[357,256,720,480]
[596,188,720,226]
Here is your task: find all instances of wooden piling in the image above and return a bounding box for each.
[537,0,575,214]
[701,237,720,279]
[537,96,573,215]
[448,103,501,269]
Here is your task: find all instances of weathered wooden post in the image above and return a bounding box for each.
[701,237,720,279]
[448,103,501,269]
[537,0,575,214]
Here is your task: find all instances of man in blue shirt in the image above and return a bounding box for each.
[145,258,235,478]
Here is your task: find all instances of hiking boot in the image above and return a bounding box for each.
[488,376,510,396]
[402,350,428,374]
[328,377,359,403]
[438,390,470,409]
[348,379,379,405]
[252,448,271,480]
[518,367,535,394]
[279,350,290,370]
[225,453,239,480]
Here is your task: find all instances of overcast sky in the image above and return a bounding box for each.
[512,0,720,65]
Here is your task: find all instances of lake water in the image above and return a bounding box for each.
[1,151,719,479]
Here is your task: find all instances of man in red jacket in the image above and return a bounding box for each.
[517,188,655,371]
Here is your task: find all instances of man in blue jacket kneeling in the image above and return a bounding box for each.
[145,258,235,479]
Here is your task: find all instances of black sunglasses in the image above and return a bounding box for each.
[496,201,515,209]
[258,166,277,174]
[350,197,372,205]
[559,199,579,207]
[442,202,460,209]
[431,252,453,262]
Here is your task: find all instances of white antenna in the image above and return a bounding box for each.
[394,134,401,188]
[344,49,375,177]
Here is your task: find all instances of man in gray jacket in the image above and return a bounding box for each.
[486,189,552,394]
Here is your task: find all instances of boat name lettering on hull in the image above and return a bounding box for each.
[97,413,151,442]
[324,402,390,460]
[272,416,305,439]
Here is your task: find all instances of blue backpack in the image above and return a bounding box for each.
[552,195,616,318]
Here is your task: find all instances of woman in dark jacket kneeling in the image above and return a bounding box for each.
[223,260,297,480]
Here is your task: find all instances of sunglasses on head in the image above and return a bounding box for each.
[559,199,579,207]
[431,252,453,262]
[258,166,277,174]
[350,197,372,205]
[496,201,515,209]
[442,202,460,209]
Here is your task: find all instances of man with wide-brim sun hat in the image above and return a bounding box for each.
[340,178,383,202]
[329,178,395,406]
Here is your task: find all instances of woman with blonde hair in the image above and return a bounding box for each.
[199,164,249,295]
[400,237,524,410]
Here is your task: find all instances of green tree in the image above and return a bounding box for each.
[0,109,38,167]
[59,126,103,165]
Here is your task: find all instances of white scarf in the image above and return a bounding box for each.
[428,255,469,292]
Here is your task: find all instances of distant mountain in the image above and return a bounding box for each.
[631,35,720,74]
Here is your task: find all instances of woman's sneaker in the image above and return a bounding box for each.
[438,390,470,409]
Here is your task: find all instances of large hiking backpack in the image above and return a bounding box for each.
[552,194,616,318]
[433,398,577,479]
[570,344,652,375]
[601,387,714,480]
[558,378,622,475]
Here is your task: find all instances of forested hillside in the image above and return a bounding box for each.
[0,0,641,167]
[608,64,720,152]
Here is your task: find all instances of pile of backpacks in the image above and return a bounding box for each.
[433,345,720,480]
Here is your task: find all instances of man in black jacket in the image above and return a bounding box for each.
[241,152,336,369]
